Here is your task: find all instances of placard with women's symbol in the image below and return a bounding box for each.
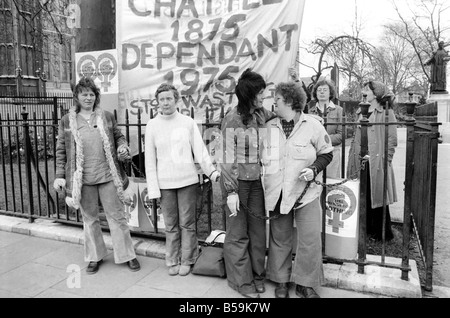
[75,49,119,94]
[124,179,140,227]
[139,184,166,231]
[322,178,360,259]
[122,177,165,232]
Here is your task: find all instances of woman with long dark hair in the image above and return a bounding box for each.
[219,68,275,298]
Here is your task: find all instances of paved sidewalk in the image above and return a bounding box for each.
[0,215,424,299]
[0,230,381,299]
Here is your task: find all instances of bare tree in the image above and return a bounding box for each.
[300,35,374,97]
[371,24,422,95]
[387,0,450,90]
[10,0,67,44]
[299,2,375,100]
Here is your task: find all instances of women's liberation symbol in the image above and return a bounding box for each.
[76,52,118,93]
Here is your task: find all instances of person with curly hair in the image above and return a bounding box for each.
[261,81,333,298]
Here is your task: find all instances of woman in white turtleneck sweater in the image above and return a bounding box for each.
[145,83,220,277]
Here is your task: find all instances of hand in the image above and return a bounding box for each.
[117,144,131,161]
[65,196,79,209]
[53,178,66,192]
[143,198,152,210]
[210,171,221,182]
[123,184,134,207]
[289,67,299,82]
[299,168,314,182]
[227,193,239,217]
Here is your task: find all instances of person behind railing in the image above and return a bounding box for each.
[347,80,398,241]
[219,68,276,298]
[261,80,333,298]
[53,77,140,275]
[290,68,343,179]
[309,79,343,179]
[143,83,220,277]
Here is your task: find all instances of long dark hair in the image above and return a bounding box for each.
[235,68,266,126]
[73,77,101,112]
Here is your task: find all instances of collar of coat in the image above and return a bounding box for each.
[67,106,125,209]
[310,101,336,113]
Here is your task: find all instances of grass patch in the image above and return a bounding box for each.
[366,222,426,288]
[0,159,66,218]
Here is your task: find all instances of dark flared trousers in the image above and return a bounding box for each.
[223,179,266,294]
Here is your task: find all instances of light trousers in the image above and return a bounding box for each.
[267,197,324,287]
[160,183,199,267]
[80,181,136,264]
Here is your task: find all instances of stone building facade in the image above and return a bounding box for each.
[0,0,76,94]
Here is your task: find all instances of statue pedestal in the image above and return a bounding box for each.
[428,93,450,143]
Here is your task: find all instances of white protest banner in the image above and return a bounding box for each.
[117,0,305,155]
[75,49,119,94]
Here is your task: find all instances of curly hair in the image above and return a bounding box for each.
[312,79,337,101]
[275,82,307,112]
[155,83,180,102]
[235,68,266,126]
[73,77,101,112]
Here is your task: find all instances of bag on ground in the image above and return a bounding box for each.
[192,230,226,278]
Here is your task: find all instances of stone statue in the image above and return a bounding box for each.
[425,41,450,94]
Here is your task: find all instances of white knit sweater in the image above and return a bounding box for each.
[145,111,216,199]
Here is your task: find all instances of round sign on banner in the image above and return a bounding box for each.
[77,54,97,80]
[325,184,357,234]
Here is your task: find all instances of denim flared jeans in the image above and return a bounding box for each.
[160,183,199,267]
[80,181,136,264]
[267,197,324,287]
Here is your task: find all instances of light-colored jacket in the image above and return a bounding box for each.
[261,113,334,215]
[346,104,398,208]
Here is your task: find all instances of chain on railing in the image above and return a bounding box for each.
[241,155,370,221]
[124,151,370,222]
